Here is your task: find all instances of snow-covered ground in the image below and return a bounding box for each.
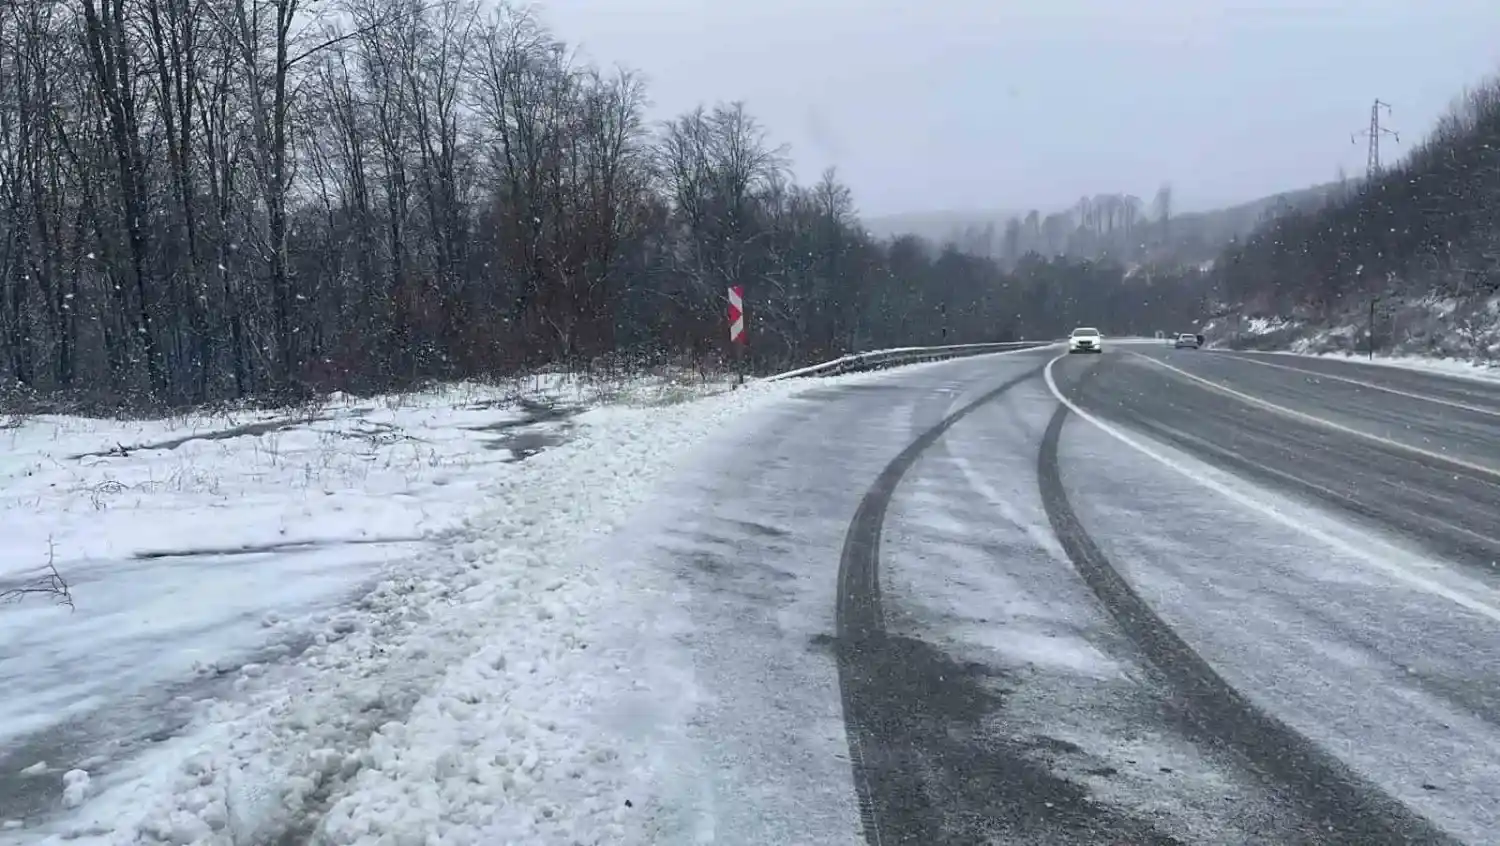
[1207,295,1500,383]
[1270,348,1500,383]
[0,368,818,845]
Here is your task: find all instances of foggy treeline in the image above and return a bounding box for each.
[0,0,1205,412]
[937,182,1350,271]
[1219,75,1500,334]
[956,188,1176,265]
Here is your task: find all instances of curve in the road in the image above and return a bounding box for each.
[835,357,1184,846]
[1072,352,1500,623]
[1218,353,1500,419]
[1039,354,1457,845]
[1136,352,1500,482]
[836,362,1039,846]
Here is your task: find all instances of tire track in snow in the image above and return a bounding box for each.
[833,359,1181,845]
[1038,357,1456,845]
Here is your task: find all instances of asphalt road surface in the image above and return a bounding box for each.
[680,341,1500,845]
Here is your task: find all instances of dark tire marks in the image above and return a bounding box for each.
[1039,361,1457,845]
[837,367,1042,644]
[835,366,1037,845]
[835,362,1181,845]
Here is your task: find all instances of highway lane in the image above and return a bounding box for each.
[629,347,1325,844]
[876,373,1316,844]
[623,343,1500,844]
[1214,351,1500,414]
[1050,344,1500,843]
[828,345,1456,843]
[1063,347,1500,583]
[611,350,1065,845]
[1132,349,1500,480]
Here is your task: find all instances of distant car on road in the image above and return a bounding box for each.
[1174,333,1201,349]
[1068,327,1103,354]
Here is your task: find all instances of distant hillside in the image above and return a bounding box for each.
[863,180,1351,269]
[1211,76,1500,363]
[1170,182,1349,254]
[862,209,1025,244]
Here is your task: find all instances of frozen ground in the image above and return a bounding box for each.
[1269,347,1500,383]
[0,367,813,845]
[1207,306,1500,384]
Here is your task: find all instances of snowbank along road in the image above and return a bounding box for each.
[9,343,1500,844]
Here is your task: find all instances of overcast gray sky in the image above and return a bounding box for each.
[535,0,1500,218]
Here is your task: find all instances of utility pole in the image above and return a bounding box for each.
[1352,99,1399,179]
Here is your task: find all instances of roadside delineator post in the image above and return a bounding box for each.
[729,285,746,386]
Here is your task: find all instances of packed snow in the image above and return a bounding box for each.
[0,367,821,845]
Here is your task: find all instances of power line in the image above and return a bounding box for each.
[1352,99,1399,179]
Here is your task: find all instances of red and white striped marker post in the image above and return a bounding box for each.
[728,285,746,344]
[728,285,746,385]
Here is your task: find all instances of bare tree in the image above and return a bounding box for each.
[80,0,165,396]
[0,0,1210,409]
[1153,183,1173,244]
[1003,217,1022,267]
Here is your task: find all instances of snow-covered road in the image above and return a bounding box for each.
[11,342,1500,845]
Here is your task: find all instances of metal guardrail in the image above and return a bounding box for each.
[764,341,1055,381]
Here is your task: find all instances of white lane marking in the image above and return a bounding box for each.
[1043,353,1500,625]
[1215,352,1500,419]
[1114,401,1500,553]
[1128,351,1500,482]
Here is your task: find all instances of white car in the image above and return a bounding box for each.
[1068,327,1103,354]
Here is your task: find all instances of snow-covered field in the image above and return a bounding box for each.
[0,368,812,845]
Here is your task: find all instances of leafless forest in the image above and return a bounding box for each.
[0,0,1206,412]
[1218,75,1500,352]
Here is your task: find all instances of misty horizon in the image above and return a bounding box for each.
[538,0,1500,218]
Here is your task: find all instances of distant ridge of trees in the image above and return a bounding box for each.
[1213,74,1500,355]
[863,181,1347,270]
